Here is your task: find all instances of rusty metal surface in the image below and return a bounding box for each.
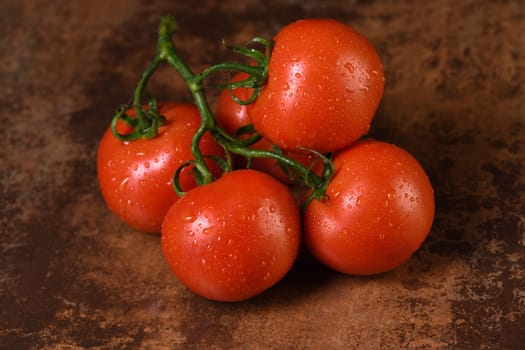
[1,1,524,349]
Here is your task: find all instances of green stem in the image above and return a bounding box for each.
[132,58,160,133]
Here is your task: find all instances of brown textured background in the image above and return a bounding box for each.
[1,1,524,349]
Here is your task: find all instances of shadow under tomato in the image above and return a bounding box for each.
[247,245,342,305]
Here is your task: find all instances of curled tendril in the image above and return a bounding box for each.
[172,161,193,197]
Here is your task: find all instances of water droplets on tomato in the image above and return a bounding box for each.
[344,62,355,73]
[119,177,129,190]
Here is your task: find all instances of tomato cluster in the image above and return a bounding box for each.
[97,17,434,302]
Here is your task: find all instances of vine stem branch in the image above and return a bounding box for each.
[113,15,335,206]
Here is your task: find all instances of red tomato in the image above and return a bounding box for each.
[248,19,385,153]
[304,140,434,275]
[97,102,224,233]
[161,169,301,302]
[216,72,323,183]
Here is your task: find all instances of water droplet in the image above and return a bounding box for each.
[282,82,290,90]
[139,180,145,186]
[268,204,277,213]
[294,72,302,79]
[356,196,363,208]
[184,215,194,222]
[410,197,415,202]
[416,197,422,203]
[203,227,212,235]
[344,62,355,73]
[263,272,271,281]
[154,158,159,163]
[379,233,385,239]
[144,162,150,168]
[119,177,129,190]
[201,258,206,266]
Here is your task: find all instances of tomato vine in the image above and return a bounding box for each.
[110,15,334,207]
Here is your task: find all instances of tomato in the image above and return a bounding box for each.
[304,140,434,275]
[216,72,323,183]
[97,102,224,233]
[161,169,301,302]
[248,19,385,153]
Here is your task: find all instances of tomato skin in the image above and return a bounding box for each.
[249,19,385,153]
[97,102,224,233]
[216,73,323,183]
[161,169,301,302]
[304,140,434,275]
